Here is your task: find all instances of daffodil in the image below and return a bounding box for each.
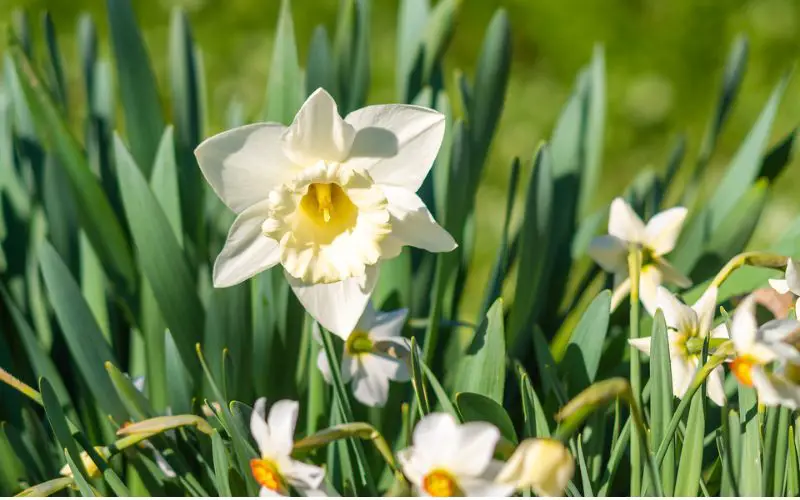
[628,286,727,405]
[495,438,574,497]
[196,88,456,337]
[315,301,411,407]
[726,295,800,408]
[397,413,516,497]
[769,258,800,313]
[249,398,325,497]
[588,197,691,315]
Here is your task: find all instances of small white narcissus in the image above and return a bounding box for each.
[316,301,411,408]
[195,88,456,338]
[249,398,326,497]
[628,286,728,406]
[495,438,574,497]
[726,295,800,408]
[770,258,800,313]
[397,413,516,497]
[588,197,691,315]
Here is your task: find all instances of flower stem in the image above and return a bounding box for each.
[710,251,787,289]
[0,366,43,405]
[627,245,643,496]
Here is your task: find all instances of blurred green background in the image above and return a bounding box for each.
[1,0,799,317]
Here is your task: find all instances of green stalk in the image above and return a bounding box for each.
[709,251,787,288]
[627,246,642,496]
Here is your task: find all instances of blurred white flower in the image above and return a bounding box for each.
[397,413,516,497]
[316,302,411,407]
[249,398,325,497]
[196,88,456,337]
[628,286,728,405]
[726,295,800,408]
[588,197,691,315]
[495,438,574,497]
[769,258,800,312]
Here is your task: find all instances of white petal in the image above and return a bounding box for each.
[458,476,516,497]
[213,200,280,287]
[693,286,718,338]
[195,123,298,213]
[787,258,800,295]
[411,413,460,466]
[350,357,391,407]
[610,276,631,312]
[608,198,646,243]
[382,186,457,253]
[752,367,800,409]
[250,398,271,458]
[260,486,283,497]
[640,265,663,316]
[287,265,379,339]
[340,353,358,384]
[655,286,694,333]
[282,89,355,166]
[644,207,688,256]
[588,235,628,274]
[344,104,445,192]
[770,278,791,295]
[397,447,425,487]
[370,308,409,339]
[731,295,758,352]
[354,301,378,332]
[449,422,500,477]
[761,319,800,344]
[286,460,325,490]
[267,400,299,457]
[711,323,729,339]
[628,337,653,356]
[653,258,692,288]
[706,366,726,406]
[671,357,696,399]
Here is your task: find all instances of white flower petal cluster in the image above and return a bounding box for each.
[769,258,800,312]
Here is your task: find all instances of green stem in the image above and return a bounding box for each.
[0,366,44,405]
[422,254,446,367]
[627,245,643,496]
[710,251,787,289]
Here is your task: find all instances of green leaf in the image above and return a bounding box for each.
[515,363,550,438]
[0,422,27,494]
[9,47,137,293]
[674,390,705,496]
[453,298,506,403]
[63,449,95,497]
[531,325,568,404]
[265,0,302,124]
[787,425,799,496]
[648,310,674,496]
[306,26,336,97]
[115,136,203,374]
[578,45,606,218]
[106,0,165,175]
[150,126,184,244]
[410,337,431,416]
[561,290,611,393]
[212,430,232,496]
[42,12,68,109]
[421,0,461,83]
[39,243,128,422]
[396,0,429,101]
[103,468,131,497]
[738,384,762,496]
[763,406,790,495]
[105,362,154,422]
[456,392,517,444]
[577,437,594,496]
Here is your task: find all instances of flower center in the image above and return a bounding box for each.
[345,330,374,356]
[423,469,462,497]
[300,182,358,230]
[730,356,758,387]
[250,459,286,494]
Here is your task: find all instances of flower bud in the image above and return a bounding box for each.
[496,438,574,496]
[59,446,108,479]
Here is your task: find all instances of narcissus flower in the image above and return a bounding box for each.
[628,286,728,405]
[196,88,456,337]
[495,438,574,497]
[726,295,800,408]
[770,258,800,313]
[397,413,516,497]
[316,301,411,407]
[588,197,691,315]
[249,398,325,496]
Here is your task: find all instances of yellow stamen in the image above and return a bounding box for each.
[314,183,333,222]
[250,459,286,494]
[345,330,374,356]
[730,356,757,387]
[423,469,462,497]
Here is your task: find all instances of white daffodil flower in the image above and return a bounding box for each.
[495,438,574,497]
[397,413,516,497]
[726,295,800,408]
[316,301,411,407]
[249,398,325,497]
[628,286,728,405]
[769,258,800,313]
[196,88,456,337]
[588,197,691,315]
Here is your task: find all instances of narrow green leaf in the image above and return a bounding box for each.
[456,392,517,444]
[648,310,674,496]
[561,290,611,393]
[151,125,184,245]
[738,385,762,496]
[42,12,68,109]
[410,337,431,416]
[9,47,136,293]
[39,243,128,422]
[115,136,203,374]
[265,0,302,124]
[421,0,461,83]
[453,298,506,403]
[578,45,606,217]
[63,449,95,497]
[306,26,336,97]
[576,436,594,496]
[103,468,131,497]
[674,390,705,496]
[515,364,550,438]
[212,430,232,496]
[105,362,154,422]
[106,0,165,174]
[0,422,27,494]
[396,0,429,101]
[787,425,799,496]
